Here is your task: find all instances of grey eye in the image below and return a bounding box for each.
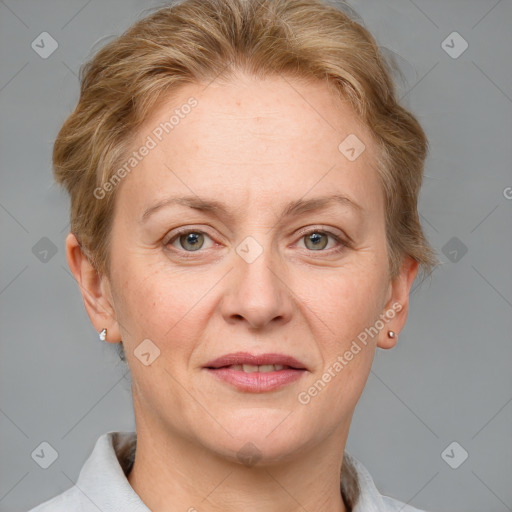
[303,232,329,250]
[178,232,205,251]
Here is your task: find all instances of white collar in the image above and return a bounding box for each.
[42,431,423,512]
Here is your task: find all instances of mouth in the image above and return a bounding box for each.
[203,352,308,393]
[215,363,296,372]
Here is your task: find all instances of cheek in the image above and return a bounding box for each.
[295,261,388,351]
[111,258,221,351]
[294,268,385,414]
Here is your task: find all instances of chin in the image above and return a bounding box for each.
[197,407,319,467]
[215,436,307,468]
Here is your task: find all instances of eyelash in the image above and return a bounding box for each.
[164,226,350,259]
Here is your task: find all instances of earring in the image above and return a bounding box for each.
[387,330,396,339]
[99,328,107,341]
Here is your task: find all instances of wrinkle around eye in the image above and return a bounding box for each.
[165,229,217,252]
[161,228,352,264]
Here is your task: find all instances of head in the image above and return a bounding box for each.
[59,0,438,464]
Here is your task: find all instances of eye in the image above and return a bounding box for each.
[166,229,215,252]
[164,226,349,257]
[297,229,348,253]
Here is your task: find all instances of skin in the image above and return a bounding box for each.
[67,73,418,512]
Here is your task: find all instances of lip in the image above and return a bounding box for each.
[204,352,307,370]
[203,352,308,393]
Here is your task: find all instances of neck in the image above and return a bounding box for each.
[127,416,350,512]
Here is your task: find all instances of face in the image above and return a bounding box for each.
[96,74,405,464]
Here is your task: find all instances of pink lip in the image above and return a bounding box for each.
[204,352,307,369]
[203,352,307,393]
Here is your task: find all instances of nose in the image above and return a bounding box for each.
[220,239,294,330]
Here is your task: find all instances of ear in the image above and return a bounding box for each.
[377,256,418,350]
[65,232,121,343]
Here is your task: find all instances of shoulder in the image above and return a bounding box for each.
[382,495,428,511]
[26,431,143,512]
[26,486,85,511]
[343,452,431,512]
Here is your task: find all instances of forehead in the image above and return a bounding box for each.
[117,74,383,218]
[148,74,374,152]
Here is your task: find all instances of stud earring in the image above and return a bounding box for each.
[387,330,396,339]
[99,328,107,341]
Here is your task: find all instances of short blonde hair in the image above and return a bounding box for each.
[54,0,438,282]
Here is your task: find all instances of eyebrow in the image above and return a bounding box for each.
[140,193,363,223]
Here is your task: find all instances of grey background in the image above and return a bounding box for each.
[1,0,511,511]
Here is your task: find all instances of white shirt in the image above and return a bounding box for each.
[28,431,427,512]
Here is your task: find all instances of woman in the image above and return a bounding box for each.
[29,0,438,510]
